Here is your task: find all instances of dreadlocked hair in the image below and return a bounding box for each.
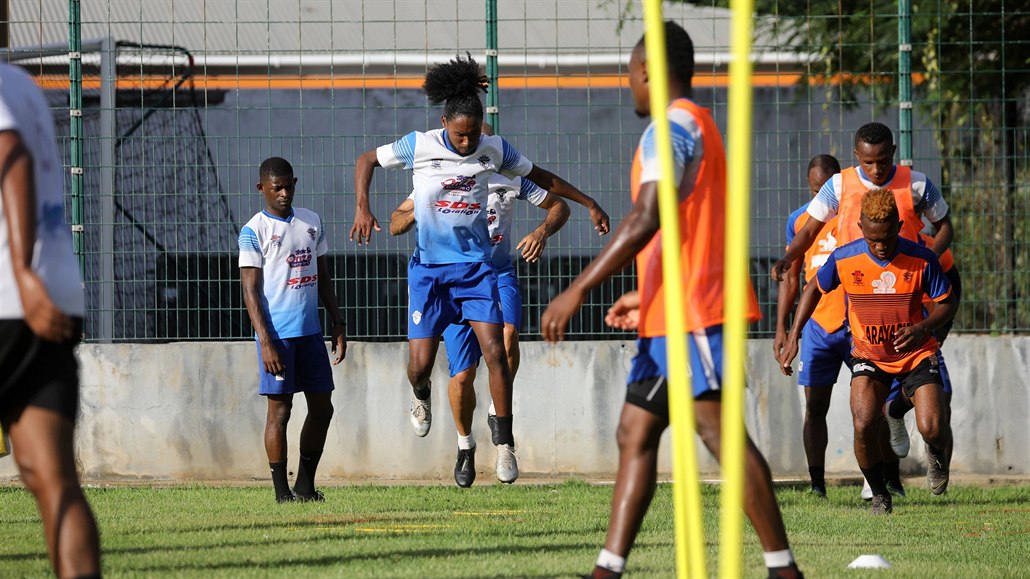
[861,187,899,223]
[423,52,488,120]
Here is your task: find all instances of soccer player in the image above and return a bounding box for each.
[770,121,954,283]
[774,154,845,497]
[390,123,603,487]
[780,188,957,514]
[350,54,609,484]
[240,157,347,503]
[541,23,802,579]
[0,61,101,578]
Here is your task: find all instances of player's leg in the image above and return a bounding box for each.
[258,336,298,502]
[407,337,440,437]
[443,322,480,487]
[8,407,101,578]
[503,323,520,378]
[797,320,846,497]
[849,364,892,513]
[496,272,523,379]
[292,333,336,500]
[902,357,952,494]
[801,386,832,495]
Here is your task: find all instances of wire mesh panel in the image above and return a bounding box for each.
[6,0,1028,340]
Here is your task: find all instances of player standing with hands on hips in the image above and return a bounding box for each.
[350,53,609,484]
[240,157,347,503]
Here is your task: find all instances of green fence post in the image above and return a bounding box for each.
[898,0,912,166]
[485,0,499,133]
[68,0,84,265]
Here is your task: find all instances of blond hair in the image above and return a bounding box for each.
[861,187,899,222]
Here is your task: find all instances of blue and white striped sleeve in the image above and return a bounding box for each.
[316,216,329,256]
[806,174,841,222]
[238,225,263,268]
[499,138,534,177]
[518,177,548,206]
[637,113,698,186]
[376,131,418,170]
[914,173,949,223]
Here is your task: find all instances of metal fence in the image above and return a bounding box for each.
[5,0,1028,341]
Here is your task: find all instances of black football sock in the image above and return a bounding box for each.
[270,461,291,499]
[860,462,888,496]
[808,466,826,490]
[884,460,902,486]
[887,398,911,419]
[413,384,431,400]
[294,449,323,496]
[493,415,514,446]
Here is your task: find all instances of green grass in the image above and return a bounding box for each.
[1,481,1028,577]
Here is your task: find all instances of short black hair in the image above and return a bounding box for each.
[259,156,293,180]
[808,154,841,175]
[635,21,694,87]
[423,52,487,121]
[854,122,894,148]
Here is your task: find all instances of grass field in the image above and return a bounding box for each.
[1,480,1028,578]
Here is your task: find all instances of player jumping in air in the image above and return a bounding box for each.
[240,157,347,503]
[780,188,957,513]
[541,22,802,579]
[351,54,609,484]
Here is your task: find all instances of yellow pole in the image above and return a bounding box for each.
[720,1,755,578]
[641,3,706,578]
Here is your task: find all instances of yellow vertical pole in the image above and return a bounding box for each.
[641,3,707,578]
[720,1,755,578]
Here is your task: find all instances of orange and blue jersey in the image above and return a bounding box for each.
[815,237,952,374]
[631,97,760,337]
[786,202,846,333]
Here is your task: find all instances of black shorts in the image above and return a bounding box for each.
[851,355,942,399]
[0,319,82,425]
[626,376,670,421]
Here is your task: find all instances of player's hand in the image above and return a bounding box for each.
[17,271,74,343]
[893,324,929,352]
[770,257,792,282]
[778,337,800,376]
[589,204,611,235]
[604,291,640,331]
[260,341,286,376]
[772,329,788,360]
[349,208,381,245]
[330,322,347,365]
[516,232,547,263]
[541,286,585,343]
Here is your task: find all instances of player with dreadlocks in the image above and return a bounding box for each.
[350,53,609,484]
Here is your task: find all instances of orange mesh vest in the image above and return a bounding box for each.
[795,212,846,333]
[837,166,923,245]
[833,244,947,373]
[631,99,761,337]
[919,233,954,311]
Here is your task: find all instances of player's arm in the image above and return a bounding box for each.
[316,255,347,365]
[524,164,610,235]
[540,180,660,342]
[604,290,641,331]
[0,130,74,342]
[780,254,839,375]
[389,197,416,236]
[773,257,802,359]
[928,213,954,257]
[240,267,284,375]
[771,217,823,281]
[894,258,958,352]
[935,265,962,345]
[516,194,570,263]
[349,148,382,244]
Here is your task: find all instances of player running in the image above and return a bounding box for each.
[240,157,347,503]
[780,188,957,514]
[541,22,802,579]
[774,154,846,497]
[351,53,609,484]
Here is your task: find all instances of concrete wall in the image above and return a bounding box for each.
[2,336,1027,481]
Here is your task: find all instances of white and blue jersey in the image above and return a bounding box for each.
[377,129,534,265]
[238,208,327,340]
[485,174,549,272]
[807,166,949,224]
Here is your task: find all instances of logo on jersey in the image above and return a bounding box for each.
[270,234,284,248]
[853,362,875,373]
[903,271,914,283]
[490,234,504,247]
[431,159,442,169]
[441,175,476,192]
[412,311,422,325]
[817,230,837,254]
[872,271,897,294]
[286,274,317,289]
[434,199,482,216]
[866,322,911,345]
[477,155,491,167]
[851,270,865,286]
[495,188,509,201]
[286,248,312,269]
[307,227,316,241]
[487,208,498,225]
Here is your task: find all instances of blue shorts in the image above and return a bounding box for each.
[798,319,852,388]
[625,326,725,406]
[441,268,523,377]
[407,257,503,340]
[256,333,334,396]
[887,349,952,401]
